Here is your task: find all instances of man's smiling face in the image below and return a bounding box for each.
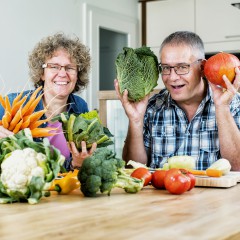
[160,44,203,105]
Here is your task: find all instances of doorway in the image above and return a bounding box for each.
[99,28,127,91]
[82,3,138,110]
[83,4,138,157]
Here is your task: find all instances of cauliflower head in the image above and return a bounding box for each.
[1,148,46,195]
[0,129,65,204]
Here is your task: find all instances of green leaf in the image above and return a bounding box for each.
[67,114,76,142]
[28,176,45,204]
[56,111,114,150]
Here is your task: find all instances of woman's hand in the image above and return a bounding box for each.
[68,141,97,169]
[210,67,240,107]
[114,79,149,123]
[0,126,13,139]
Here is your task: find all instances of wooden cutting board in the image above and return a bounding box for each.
[195,171,240,188]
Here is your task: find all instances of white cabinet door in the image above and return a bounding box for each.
[196,0,240,52]
[146,0,195,48]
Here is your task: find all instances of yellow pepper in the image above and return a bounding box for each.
[49,169,80,194]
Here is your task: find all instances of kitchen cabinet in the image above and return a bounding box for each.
[146,0,195,53]
[146,0,240,54]
[196,0,240,53]
[146,0,195,89]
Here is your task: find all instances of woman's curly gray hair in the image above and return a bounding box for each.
[28,32,91,93]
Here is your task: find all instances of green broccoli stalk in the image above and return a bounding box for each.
[78,147,144,197]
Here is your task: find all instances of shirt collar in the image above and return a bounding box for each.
[67,93,78,113]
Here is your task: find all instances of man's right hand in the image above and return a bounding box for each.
[114,79,149,123]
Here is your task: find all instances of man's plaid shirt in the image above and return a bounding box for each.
[143,86,240,170]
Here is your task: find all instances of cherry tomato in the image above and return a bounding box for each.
[131,167,152,186]
[151,170,167,189]
[179,169,196,191]
[164,168,191,195]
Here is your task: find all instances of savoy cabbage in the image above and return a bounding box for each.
[115,46,159,101]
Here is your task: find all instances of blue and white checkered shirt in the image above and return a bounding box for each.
[143,85,240,170]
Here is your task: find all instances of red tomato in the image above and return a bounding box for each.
[131,167,152,186]
[164,168,191,195]
[151,170,167,189]
[179,169,196,191]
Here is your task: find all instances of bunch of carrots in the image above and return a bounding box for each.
[0,86,57,138]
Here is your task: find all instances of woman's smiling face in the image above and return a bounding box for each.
[41,49,78,99]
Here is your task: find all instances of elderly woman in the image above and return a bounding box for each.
[0,32,97,171]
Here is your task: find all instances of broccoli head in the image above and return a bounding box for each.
[78,147,144,197]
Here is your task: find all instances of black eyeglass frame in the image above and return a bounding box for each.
[158,59,203,75]
[42,63,79,74]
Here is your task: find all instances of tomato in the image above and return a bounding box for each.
[131,167,152,186]
[151,170,167,189]
[164,168,191,195]
[179,169,196,191]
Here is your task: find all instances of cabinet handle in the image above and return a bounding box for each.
[225,35,240,39]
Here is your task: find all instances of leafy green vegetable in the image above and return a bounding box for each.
[52,111,114,150]
[0,128,65,204]
[78,147,144,197]
[80,110,100,121]
[115,46,159,101]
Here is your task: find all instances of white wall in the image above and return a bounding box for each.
[0,0,138,95]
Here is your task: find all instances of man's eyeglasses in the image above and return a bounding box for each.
[159,59,202,75]
[42,63,78,75]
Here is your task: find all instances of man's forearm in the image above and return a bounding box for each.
[122,120,148,165]
[216,106,240,170]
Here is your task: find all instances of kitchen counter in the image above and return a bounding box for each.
[1,184,240,240]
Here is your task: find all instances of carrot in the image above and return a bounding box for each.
[20,117,31,130]
[11,95,28,116]
[29,109,47,123]
[22,115,30,122]
[188,169,222,177]
[4,96,12,117]
[29,117,51,129]
[8,87,43,130]
[12,119,23,134]
[188,169,206,176]
[24,93,44,116]
[16,86,43,117]
[8,110,23,131]
[2,113,10,129]
[206,169,223,177]
[28,86,43,103]
[30,127,58,138]
[0,120,2,125]
[0,95,6,109]
[12,91,24,107]
[29,86,42,99]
